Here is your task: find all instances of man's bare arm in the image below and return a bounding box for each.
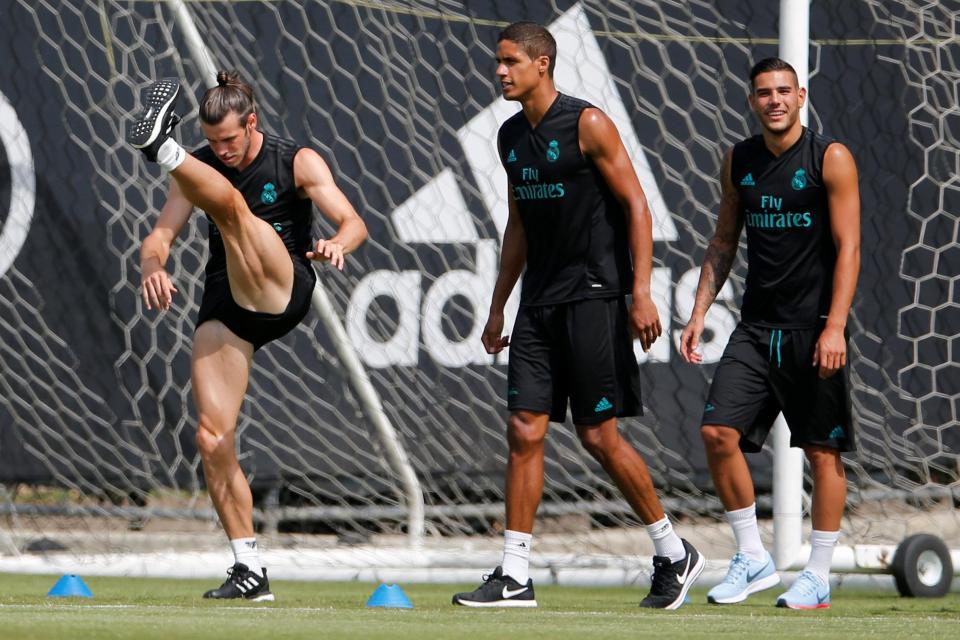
[680,149,744,363]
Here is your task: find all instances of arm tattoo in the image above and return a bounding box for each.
[703,240,736,301]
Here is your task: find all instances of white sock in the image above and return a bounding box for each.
[230,537,262,575]
[645,516,686,563]
[726,503,766,562]
[156,138,186,173]
[805,529,839,584]
[501,529,532,584]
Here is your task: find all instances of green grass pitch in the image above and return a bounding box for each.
[0,573,957,639]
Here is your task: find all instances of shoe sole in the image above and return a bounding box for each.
[661,551,706,610]
[128,78,180,148]
[248,593,275,602]
[776,599,829,610]
[708,573,782,604]
[452,597,538,608]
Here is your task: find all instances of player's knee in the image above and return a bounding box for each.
[577,427,614,461]
[210,188,247,228]
[701,424,740,455]
[803,445,841,471]
[225,189,248,224]
[196,418,230,459]
[507,413,545,454]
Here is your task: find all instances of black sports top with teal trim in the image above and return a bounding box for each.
[731,127,837,328]
[193,131,314,281]
[497,93,633,306]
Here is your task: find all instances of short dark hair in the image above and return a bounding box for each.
[498,22,557,77]
[199,70,256,126]
[749,57,799,91]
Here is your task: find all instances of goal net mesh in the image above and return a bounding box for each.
[1,0,956,569]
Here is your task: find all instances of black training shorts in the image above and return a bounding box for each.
[197,259,316,350]
[702,321,853,453]
[507,297,643,425]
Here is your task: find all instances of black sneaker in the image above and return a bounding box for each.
[202,563,275,602]
[639,538,705,609]
[452,566,537,608]
[127,78,182,161]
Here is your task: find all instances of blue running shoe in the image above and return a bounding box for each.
[707,551,780,604]
[776,570,830,609]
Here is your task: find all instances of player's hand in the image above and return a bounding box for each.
[141,265,178,312]
[481,311,509,354]
[813,324,846,379]
[630,294,662,352]
[680,315,705,364]
[307,239,346,270]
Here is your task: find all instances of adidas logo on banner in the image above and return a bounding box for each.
[740,173,755,186]
[594,397,613,412]
[507,149,517,163]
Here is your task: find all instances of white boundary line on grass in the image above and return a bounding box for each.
[0,604,337,612]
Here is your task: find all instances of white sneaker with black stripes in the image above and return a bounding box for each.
[202,563,275,601]
[452,566,537,607]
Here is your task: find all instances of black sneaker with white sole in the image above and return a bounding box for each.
[202,563,275,602]
[126,78,182,161]
[452,566,537,608]
[639,538,705,609]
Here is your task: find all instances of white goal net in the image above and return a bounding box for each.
[0,0,956,583]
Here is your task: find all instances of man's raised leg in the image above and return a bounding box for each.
[128,78,293,315]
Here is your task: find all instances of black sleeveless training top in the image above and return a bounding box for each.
[193,131,314,281]
[731,127,837,328]
[497,93,633,306]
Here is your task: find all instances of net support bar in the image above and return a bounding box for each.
[309,280,426,547]
[773,0,810,572]
[164,0,425,548]
[166,0,217,87]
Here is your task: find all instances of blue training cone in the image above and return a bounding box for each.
[47,574,93,598]
[365,583,413,608]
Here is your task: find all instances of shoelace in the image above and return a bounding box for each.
[792,571,821,596]
[649,558,674,593]
[480,569,504,585]
[224,565,249,586]
[721,553,750,584]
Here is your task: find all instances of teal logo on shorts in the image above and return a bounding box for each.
[829,425,845,440]
[704,403,716,413]
[594,397,613,412]
[791,168,807,190]
[546,140,560,162]
[272,223,282,233]
[261,182,278,204]
[507,387,520,397]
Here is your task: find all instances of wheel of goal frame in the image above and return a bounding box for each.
[891,534,954,598]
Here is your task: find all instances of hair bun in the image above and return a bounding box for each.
[216,70,237,87]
